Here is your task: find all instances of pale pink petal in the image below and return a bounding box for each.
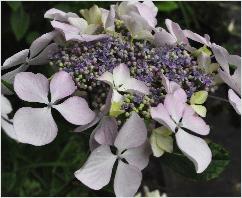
[2,49,29,70]
[165,19,189,45]
[229,55,241,68]
[119,78,150,95]
[211,43,230,73]
[182,105,210,135]
[65,33,108,42]
[89,128,101,151]
[175,129,212,173]
[114,112,147,151]
[50,71,76,103]
[44,8,79,22]
[154,29,176,47]
[28,43,59,65]
[53,96,95,125]
[120,140,151,170]
[219,69,241,96]
[228,89,241,115]
[1,118,18,141]
[1,64,29,95]
[183,29,211,47]
[29,31,58,59]
[14,72,49,104]
[74,145,117,190]
[113,63,130,87]
[164,94,186,123]
[94,116,118,146]
[114,161,142,197]
[51,20,80,34]
[97,71,114,87]
[173,88,187,103]
[1,95,12,115]
[136,1,157,28]
[104,5,115,30]
[150,103,176,132]
[13,107,58,146]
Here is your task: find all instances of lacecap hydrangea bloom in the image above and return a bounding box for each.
[1,1,241,197]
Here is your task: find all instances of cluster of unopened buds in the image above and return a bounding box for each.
[1,1,241,197]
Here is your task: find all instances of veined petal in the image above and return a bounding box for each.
[44,8,79,22]
[228,89,241,115]
[50,71,76,103]
[211,43,229,73]
[120,140,151,170]
[94,116,118,146]
[182,105,210,135]
[113,63,130,88]
[51,20,80,34]
[97,71,114,87]
[114,161,142,197]
[29,31,58,59]
[13,107,58,146]
[2,49,29,70]
[28,43,59,65]
[119,78,150,95]
[74,145,117,190]
[175,129,212,173]
[114,112,147,151]
[164,94,186,124]
[53,96,95,125]
[150,103,176,132]
[14,72,49,104]
[165,19,189,45]
[184,29,211,47]
[68,17,88,32]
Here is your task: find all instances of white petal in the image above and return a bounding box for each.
[119,78,150,95]
[114,112,147,151]
[150,103,176,132]
[228,89,241,115]
[64,33,108,42]
[13,107,58,146]
[114,161,142,197]
[74,145,117,190]
[97,71,114,87]
[112,90,124,103]
[1,95,13,115]
[1,64,29,95]
[14,72,49,104]
[53,96,95,125]
[50,71,76,103]
[94,116,118,146]
[28,43,59,65]
[50,20,80,34]
[175,129,212,173]
[113,63,130,88]
[120,140,151,170]
[182,104,210,135]
[154,29,176,47]
[2,49,29,70]
[103,5,115,30]
[29,31,58,59]
[1,118,18,141]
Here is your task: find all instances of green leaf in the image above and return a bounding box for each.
[7,1,22,11]
[1,79,14,93]
[161,142,230,181]
[156,2,178,12]
[190,104,207,117]
[190,90,208,105]
[10,6,30,41]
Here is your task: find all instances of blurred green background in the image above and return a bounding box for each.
[1,1,241,196]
